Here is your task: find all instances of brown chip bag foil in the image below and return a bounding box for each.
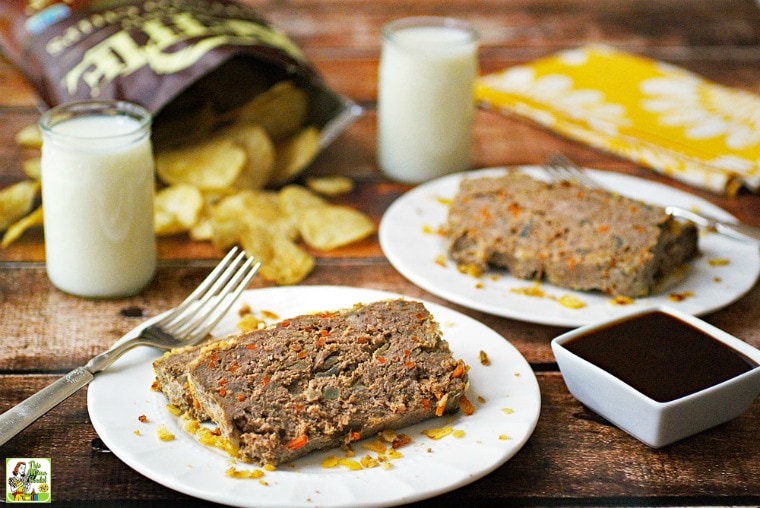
[0,0,361,150]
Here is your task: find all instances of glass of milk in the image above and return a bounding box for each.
[377,17,479,184]
[39,100,157,299]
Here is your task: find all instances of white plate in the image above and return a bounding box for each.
[88,286,541,508]
[379,166,760,327]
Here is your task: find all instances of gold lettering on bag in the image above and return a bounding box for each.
[56,11,306,97]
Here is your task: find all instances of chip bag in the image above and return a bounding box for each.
[0,0,361,153]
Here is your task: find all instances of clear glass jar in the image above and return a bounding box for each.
[39,100,157,298]
[377,17,479,184]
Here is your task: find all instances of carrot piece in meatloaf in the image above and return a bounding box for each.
[445,172,698,297]
[177,299,468,466]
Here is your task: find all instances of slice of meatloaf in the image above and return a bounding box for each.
[445,172,699,297]
[153,342,211,420]
[184,299,468,466]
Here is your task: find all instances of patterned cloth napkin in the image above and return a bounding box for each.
[475,45,760,195]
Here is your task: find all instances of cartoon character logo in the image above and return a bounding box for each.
[8,461,30,501]
[6,458,51,503]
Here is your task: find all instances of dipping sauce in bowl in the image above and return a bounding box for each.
[563,310,757,403]
[551,306,760,447]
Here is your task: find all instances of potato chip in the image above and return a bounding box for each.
[23,157,41,180]
[299,205,375,251]
[155,136,246,191]
[188,219,213,241]
[239,222,315,285]
[269,126,321,186]
[188,190,226,240]
[226,81,308,141]
[221,123,276,190]
[208,196,249,250]
[209,190,296,250]
[154,184,204,236]
[15,124,43,149]
[209,219,241,251]
[1,205,43,247]
[277,184,327,219]
[0,180,40,230]
[305,175,354,196]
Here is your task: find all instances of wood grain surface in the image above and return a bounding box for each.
[0,0,758,506]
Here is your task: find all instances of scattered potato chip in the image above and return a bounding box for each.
[1,205,43,247]
[270,126,321,186]
[299,205,375,251]
[23,158,41,180]
[226,81,308,141]
[155,136,246,191]
[306,175,354,196]
[15,124,43,149]
[209,199,249,251]
[209,190,297,250]
[189,217,214,241]
[239,222,315,285]
[154,184,204,236]
[0,180,40,230]
[277,184,327,218]
[222,123,276,190]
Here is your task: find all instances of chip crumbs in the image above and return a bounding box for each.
[668,291,695,302]
[225,467,266,481]
[319,431,410,471]
[421,425,454,440]
[157,425,175,441]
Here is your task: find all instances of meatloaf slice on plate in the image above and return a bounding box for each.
[445,172,699,297]
[153,343,211,421]
[183,299,468,466]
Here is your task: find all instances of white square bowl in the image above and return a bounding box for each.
[551,305,760,448]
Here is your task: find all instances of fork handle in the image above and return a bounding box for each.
[666,206,760,245]
[0,366,93,447]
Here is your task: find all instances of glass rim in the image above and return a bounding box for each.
[382,16,479,46]
[39,100,152,141]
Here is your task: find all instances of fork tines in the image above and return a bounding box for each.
[545,153,602,190]
[159,247,261,341]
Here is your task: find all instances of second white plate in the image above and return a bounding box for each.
[379,166,760,327]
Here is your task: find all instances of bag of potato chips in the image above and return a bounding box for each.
[0,0,361,153]
[1,0,371,282]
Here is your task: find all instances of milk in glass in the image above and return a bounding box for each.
[40,101,156,298]
[378,17,479,183]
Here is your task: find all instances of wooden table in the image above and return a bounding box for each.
[1,0,759,506]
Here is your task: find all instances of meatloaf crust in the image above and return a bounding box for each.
[153,343,211,420]
[179,299,467,466]
[445,172,699,297]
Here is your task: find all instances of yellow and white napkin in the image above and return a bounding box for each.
[475,45,760,195]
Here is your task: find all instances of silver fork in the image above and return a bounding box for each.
[0,247,261,447]
[545,153,760,246]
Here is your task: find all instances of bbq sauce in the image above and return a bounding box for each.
[564,311,758,403]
